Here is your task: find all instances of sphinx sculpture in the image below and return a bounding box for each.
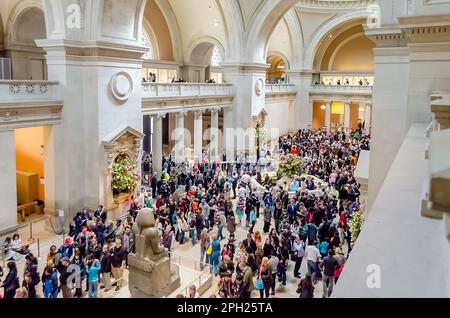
[128,208,180,297]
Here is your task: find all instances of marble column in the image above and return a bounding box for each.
[287,71,314,130]
[0,130,18,234]
[152,114,164,175]
[194,111,203,161]
[344,102,351,130]
[210,109,220,162]
[325,103,331,131]
[174,112,186,164]
[364,104,372,135]
[223,106,235,162]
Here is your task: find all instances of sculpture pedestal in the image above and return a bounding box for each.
[128,253,180,298]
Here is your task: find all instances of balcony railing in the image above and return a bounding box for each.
[0,80,61,103]
[142,82,234,98]
[310,84,373,95]
[265,84,297,93]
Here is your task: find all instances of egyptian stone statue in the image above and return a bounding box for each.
[132,208,166,260]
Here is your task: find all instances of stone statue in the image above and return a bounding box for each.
[132,208,166,260]
[128,208,180,297]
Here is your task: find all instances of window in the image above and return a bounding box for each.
[141,29,154,60]
[211,46,222,67]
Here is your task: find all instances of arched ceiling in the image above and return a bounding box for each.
[13,7,46,45]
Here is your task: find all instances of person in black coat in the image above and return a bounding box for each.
[99,244,112,292]
[0,261,19,298]
[25,253,41,287]
[22,270,37,298]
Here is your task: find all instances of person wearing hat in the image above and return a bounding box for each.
[59,256,72,298]
[58,236,74,259]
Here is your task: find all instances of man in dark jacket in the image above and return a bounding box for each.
[319,250,339,298]
[99,244,112,292]
[95,219,106,245]
[59,257,72,298]
[110,238,126,291]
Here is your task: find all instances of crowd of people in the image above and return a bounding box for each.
[1,126,369,299]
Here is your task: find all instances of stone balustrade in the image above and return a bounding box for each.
[0,80,63,131]
[142,82,234,98]
[421,91,450,241]
[296,0,376,9]
[0,80,61,103]
[310,84,373,95]
[265,84,296,93]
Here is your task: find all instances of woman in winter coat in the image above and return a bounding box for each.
[0,261,19,298]
[226,214,237,236]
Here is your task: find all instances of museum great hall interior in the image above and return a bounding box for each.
[0,0,449,298]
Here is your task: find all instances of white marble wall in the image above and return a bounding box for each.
[0,130,18,233]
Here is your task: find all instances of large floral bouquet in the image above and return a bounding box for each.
[277,154,303,178]
[348,209,364,243]
[111,156,140,194]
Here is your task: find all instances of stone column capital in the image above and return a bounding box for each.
[175,111,187,118]
[155,113,166,119]
[210,108,221,114]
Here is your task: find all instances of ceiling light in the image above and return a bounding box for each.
[213,19,220,27]
[359,107,365,112]
[277,65,285,69]
[321,105,326,110]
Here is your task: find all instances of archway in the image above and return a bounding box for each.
[186,37,225,83]
[5,5,47,80]
[266,53,288,83]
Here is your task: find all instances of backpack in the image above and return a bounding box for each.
[189,219,196,228]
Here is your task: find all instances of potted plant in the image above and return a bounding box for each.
[348,209,364,243]
[111,155,140,204]
[277,154,303,178]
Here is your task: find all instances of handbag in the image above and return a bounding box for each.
[205,243,212,255]
[256,279,264,290]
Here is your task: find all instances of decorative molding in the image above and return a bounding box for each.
[110,72,133,103]
[0,101,63,131]
[36,39,148,61]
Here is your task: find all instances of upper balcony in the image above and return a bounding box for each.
[265,84,297,103]
[0,80,63,131]
[310,71,373,102]
[309,84,373,96]
[141,82,235,115]
[0,80,61,103]
[141,82,234,99]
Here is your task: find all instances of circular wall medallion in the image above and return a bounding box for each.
[110,72,133,102]
[255,78,264,96]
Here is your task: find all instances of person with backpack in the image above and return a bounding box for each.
[42,266,59,298]
[248,207,257,234]
[24,253,41,288]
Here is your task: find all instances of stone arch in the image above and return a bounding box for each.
[245,0,299,64]
[303,9,372,70]
[187,37,225,66]
[5,0,45,45]
[266,52,289,83]
[5,1,47,80]
[267,51,290,70]
[282,8,304,70]
[142,18,159,60]
[215,0,245,64]
[153,0,183,62]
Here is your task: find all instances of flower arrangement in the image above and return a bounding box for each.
[111,155,140,195]
[277,154,303,178]
[348,209,364,243]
